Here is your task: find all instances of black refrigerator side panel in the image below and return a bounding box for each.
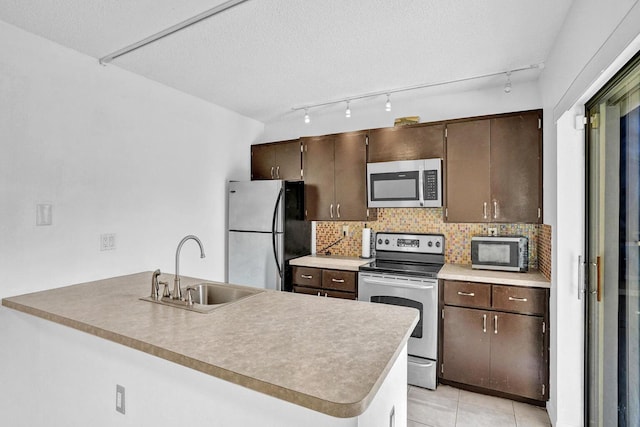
[283,181,311,291]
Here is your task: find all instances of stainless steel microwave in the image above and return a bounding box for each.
[471,236,529,272]
[367,159,442,208]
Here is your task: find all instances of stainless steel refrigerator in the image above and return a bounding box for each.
[227,180,311,291]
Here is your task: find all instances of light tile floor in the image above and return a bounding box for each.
[407,385,551,427]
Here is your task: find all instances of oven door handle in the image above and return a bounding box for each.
[360,277,435,290]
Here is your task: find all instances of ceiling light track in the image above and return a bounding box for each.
[98,0,251,65]
[292,63,543,121]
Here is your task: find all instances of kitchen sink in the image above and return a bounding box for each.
[140,282,261,313]
[188,282,259,306]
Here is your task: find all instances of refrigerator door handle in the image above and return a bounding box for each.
[272,187,284,280]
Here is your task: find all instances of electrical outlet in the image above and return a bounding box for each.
[342,225,349,237]
[488,227,498,236]
[116,384,125,414]
[100,233,116,251]
[36,203,53,226]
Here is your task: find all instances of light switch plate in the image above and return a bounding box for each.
[116,384,125,414]
[36,204,52,226]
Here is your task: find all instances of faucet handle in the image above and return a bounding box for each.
[185,287,195,306]
[151,269,161,300]
[160,281,170,298]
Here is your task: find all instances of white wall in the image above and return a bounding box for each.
[0,20,264,299]
[538,1,640,426]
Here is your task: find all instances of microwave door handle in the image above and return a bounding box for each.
[418,168,425,207]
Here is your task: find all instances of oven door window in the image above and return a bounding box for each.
[370,171,420,201]
[371,296,422,338]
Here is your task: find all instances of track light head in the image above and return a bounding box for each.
[304,109,310,124]
[385,94,392,112]
[504,72,512,94]
[345,101,351,118]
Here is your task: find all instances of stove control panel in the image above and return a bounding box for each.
[375,232,444,255]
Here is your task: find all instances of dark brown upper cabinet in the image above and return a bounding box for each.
[302,131,374,221]
[444,110,542,223]
[251,139,301,180]
[368,123,445,162]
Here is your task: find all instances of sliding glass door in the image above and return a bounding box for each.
[586,53,640,427]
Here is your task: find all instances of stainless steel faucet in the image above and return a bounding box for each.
[173,235,206,300]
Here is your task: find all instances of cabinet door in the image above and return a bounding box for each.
[293,285,321,296]
[251,144,276,180]
[368,124,444,162]
[442,306,491,388]
[323,289,356,300]
[274,140,302,180]
[490,312,546,400]
[334,131,369,220]
[445,120,491,222]
[302,135,335,220]
[490,112,542,223]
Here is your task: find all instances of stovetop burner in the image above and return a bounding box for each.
[359,260,442,278]
[358,232,445,278]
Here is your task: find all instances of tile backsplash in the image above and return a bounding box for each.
[315,208,545,270]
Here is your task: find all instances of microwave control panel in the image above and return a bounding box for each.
[423,169,439,201]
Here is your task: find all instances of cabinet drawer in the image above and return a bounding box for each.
[443,280,491,308]
[322,270,356,292]
[292,267,321,288]
[492,285,547,315]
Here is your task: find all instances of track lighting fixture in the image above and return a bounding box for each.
[504,72,512,94]
[292,63,542,121]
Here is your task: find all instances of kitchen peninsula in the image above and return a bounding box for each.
[1,272,418,427]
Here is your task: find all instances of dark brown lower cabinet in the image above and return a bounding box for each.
[291,266,357,300]
[490,311,545,399]
[440,280,548,402]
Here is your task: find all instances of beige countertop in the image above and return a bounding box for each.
[290,255,371,271]
[1,272,417,418]
[438,264,551,288]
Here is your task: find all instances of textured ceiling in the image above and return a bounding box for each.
[0,1,574,123]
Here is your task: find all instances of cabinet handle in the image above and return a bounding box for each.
[270,166,275,179]
[483,202,487,219]
[276,166,280,179]
[457,291,475,297]
[482,314,487,333]
[493,201,498,219]
[330,204,334,219]
[494,315,498,334]
[337,203,341,218]
[301,274,313,279]
[508,296,528,302]
[331,278,345,283]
